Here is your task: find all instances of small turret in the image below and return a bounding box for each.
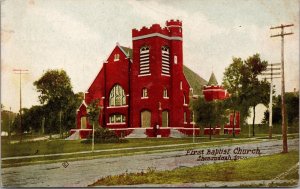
[166,19,182,37]
[207,72,218,86]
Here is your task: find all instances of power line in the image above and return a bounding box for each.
[270,23,294,153]
[13,69,29,142]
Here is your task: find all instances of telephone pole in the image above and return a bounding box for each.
[270,24,293,153]
[261,63,281,139]
[13,69,29,142]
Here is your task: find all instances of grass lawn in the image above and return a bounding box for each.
[1,137,195,157]
[90,150,299,187]
[3,134,278,158]
[240,123,299,136]
[1,128,298,168]
[2,137,264,168]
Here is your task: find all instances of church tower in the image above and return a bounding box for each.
[130,20,191,133]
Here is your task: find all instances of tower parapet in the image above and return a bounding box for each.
[166,19,182,37]
[132,23,169,38]
[166,19,182,27]
[132,19,182,39]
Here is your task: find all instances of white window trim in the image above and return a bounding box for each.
[107,105,128,109]
[184,103,188,106]
[161,73,170,77]
[107,123,126,125]
[163,97,169,99]
[141,97,149,99]
[133,33,182,41]
[138,73,151,77]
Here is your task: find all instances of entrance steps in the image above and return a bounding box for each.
[169,128,187,138]
[125,129,147,138]
[65,130,80,140]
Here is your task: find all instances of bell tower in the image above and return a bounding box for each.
[130,19,188,131]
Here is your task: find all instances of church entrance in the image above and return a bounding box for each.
[141,110,151,128]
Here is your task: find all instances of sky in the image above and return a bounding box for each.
[1,0,299,112]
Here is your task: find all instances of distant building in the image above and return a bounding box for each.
[202,72,240,135]
[202,72,229,101]
[1,109,16,136]
[71,20,204,138]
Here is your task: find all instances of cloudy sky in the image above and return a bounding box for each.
[1,0,299,112]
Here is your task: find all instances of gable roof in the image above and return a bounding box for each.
[183,66,207,95]
[119,45,133,59]
[207,72,218,86]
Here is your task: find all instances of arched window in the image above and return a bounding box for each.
[109,85,126,106]
[183,93,187,105]
[140,46,150,75]
[184,111,187,123]
[109,114,126,123]
[114,54,120,61]
[161,46,170,75]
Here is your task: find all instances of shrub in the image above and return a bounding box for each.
[81,128,127,144]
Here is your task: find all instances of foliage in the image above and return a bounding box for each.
[263,92,299,125]
[87,99,101,124]
[21,106,45,133]
[82,128,124,143]
[28,70,82,136]
[222,54,270,136]
[222,57,246,137]
[192,97,228,137]
[62,92,83,131]
[240,54,269,136]
[11,108,29,133]
[222,57,244,96]
[33,70,73,105]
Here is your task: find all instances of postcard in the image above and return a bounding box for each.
[1,0,299,188]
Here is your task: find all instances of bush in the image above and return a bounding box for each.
[81,128,127,144]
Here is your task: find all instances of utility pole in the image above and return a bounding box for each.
[8,107,11,144]
[270,24,293,153]
[13,69,29,142]
[261,63,281,139]
[192,111,195,143]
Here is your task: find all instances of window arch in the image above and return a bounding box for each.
[109,85,126,106]
[161,46,170,75]
[140,46,150,75]
[114,54,120,61]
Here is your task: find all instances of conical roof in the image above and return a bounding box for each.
[207,72,218,86]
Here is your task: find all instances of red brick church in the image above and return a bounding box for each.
[71,20,201,138]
